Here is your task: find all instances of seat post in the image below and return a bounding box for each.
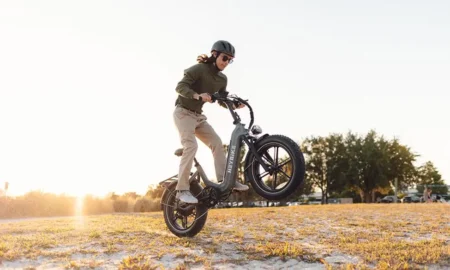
[194,158,199,166]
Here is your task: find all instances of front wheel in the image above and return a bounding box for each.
[244,134,305,200]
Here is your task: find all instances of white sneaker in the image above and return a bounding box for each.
[233,181,249,192]
[176,190,198,204]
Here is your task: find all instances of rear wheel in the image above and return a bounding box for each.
[162,182,208,237]
[244,135,305,200]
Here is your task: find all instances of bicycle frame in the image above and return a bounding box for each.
[195,122,247,193]
[187,97,271,194]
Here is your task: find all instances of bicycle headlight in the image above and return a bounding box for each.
[251,125,262,135]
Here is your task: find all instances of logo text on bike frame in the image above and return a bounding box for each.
[226,145,236,174]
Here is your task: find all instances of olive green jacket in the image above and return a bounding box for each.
[175,62,228,113]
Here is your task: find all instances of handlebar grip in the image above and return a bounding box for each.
[211,92,222,103]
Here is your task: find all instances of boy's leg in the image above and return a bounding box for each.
[195,115,249,191]
[195,118,226,182]
[173,107,198,191]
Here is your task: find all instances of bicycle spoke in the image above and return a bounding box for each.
[272,147,279,189]
[259,170,270,179]
[277,158,291,169]
[182,216,187,228]
[278,169,291,179]
[274,147,279,167]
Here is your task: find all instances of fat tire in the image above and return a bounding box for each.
[245,134,305,200]
[163,182,208,237]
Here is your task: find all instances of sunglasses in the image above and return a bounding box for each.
[221,55,234,63]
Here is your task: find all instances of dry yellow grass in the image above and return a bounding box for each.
[0,204,449,269]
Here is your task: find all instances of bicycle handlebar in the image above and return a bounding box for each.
[211,92,255,129]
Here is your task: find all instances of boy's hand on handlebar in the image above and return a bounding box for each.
[199,93,212,103]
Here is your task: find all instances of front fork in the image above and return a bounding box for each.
[242,134,272,174]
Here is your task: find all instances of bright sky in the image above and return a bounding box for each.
[1,0,449,197]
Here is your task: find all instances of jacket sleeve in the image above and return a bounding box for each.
[217,74,229,109]
[175,65,201,98]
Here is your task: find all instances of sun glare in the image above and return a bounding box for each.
[75,195,84,215]
[74,195,85,229]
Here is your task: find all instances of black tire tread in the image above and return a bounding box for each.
[245,134,305,201]
[163,183,208,237]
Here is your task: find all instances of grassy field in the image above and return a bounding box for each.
[0,204,449,269]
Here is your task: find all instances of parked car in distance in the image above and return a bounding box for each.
[380,195,400,203]
[402,195,421,203]
[434,194,450,203]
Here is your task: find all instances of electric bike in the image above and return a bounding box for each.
[160,92,305,237]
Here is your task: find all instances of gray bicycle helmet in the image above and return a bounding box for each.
[211,40,235,57]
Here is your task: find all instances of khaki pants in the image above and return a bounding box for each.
[173,106,226,191]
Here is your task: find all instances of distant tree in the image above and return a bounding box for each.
[301,134,349,204]
[345,130,391,203]
[386,138,418,189]
[324,134,349,199]
[123,192,140,200]
[146,184,164,199]
[416,161,448,195]
[109,192,119,200]
[302,136,329,204]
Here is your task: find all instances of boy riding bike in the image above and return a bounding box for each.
[173,40,249,204]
